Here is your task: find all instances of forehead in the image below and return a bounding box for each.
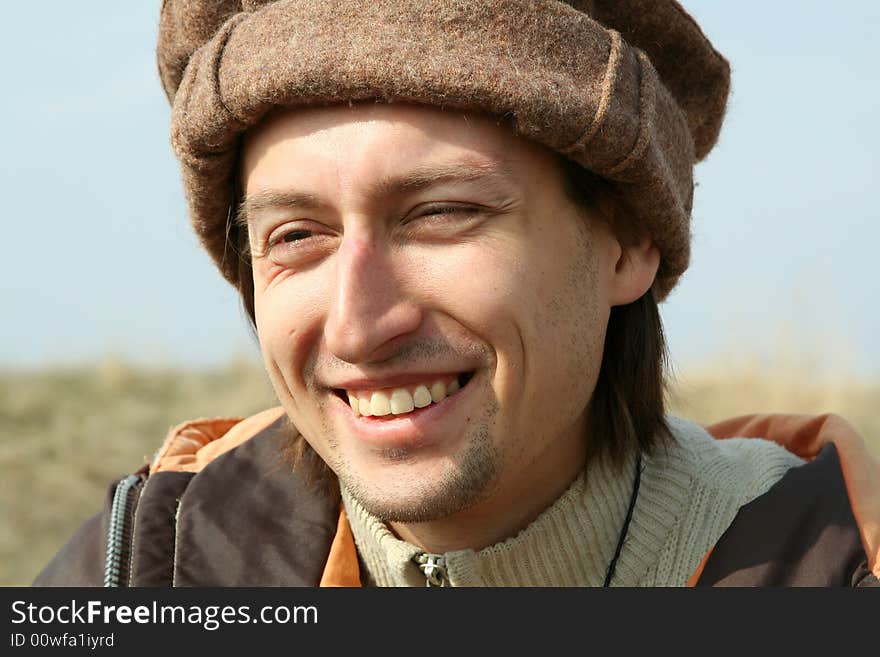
[239,102,560,194]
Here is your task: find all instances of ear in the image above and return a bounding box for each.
[607,236,661,306]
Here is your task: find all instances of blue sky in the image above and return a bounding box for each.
[1,1,878,377]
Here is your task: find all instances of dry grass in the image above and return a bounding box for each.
[666,359,880,444]
[1,358,877,586]
[0,358,276,587]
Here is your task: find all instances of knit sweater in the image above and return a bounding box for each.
[342,416,805,586]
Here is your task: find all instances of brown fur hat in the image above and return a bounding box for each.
[158,0,729,300]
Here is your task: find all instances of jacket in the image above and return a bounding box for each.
[34,407,880,587]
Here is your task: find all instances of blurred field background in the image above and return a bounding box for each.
[1,357,877,586]
[3,2,877,589]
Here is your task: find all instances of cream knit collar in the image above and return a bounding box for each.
[342,416,804,587]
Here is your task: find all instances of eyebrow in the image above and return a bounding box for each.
[236,161,516,228]
[235,190,323,227]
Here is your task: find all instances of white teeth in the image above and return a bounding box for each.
[430,381,447,403]
[358,396,372,416]
[413,385,432,408]
[370,391,391,416]
[346,376,468,416]
[390,388,415,414]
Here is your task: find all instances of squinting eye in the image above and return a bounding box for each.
[400,204,484,237]
[266,228,314,251]
[260,219,336,269]
[262,226,323,262]
[281,230,313,243]
[423,205,473,216]
[412,205,482,223]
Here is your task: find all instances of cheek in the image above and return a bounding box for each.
[253,276,338,453]
[253,272,326,396]
[486,222,609,422]
[419,236,529,339]
[538,241,608,397]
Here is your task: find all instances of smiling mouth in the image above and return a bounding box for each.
[333,371,475,418]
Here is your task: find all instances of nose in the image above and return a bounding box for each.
[323,233,422,364]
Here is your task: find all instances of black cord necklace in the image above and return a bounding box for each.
[602,453,642,587]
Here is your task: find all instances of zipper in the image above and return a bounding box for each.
[414,553,449,587]
[103,474,143,587]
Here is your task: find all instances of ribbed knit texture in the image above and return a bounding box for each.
[342,416,804,586]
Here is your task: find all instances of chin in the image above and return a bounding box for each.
[338,434,500,523]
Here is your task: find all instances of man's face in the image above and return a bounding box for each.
[241,103,621,524]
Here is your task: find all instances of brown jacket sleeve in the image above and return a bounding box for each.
[697,444,878,587]
[707,412,880,577]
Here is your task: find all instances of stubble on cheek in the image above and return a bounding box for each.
[562,226,605,382]
[529,218,606,444]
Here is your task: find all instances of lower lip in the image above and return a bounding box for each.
[331,378,475,450]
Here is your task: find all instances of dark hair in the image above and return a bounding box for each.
[559,156,672,468]
[230,154,671,489]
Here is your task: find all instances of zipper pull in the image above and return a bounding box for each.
[415,553,448,587]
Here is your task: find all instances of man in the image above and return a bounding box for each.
[35,0,878,587]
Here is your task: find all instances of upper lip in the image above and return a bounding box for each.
[322,370,470,392]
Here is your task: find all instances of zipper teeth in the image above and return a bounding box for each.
[103,474,141,587]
